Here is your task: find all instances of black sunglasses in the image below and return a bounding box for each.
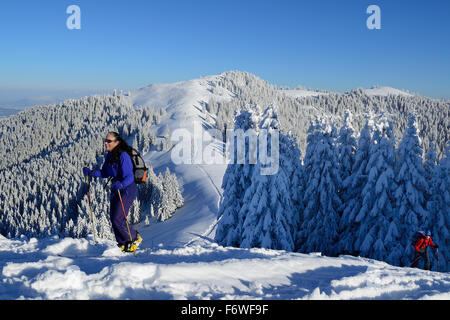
[104,139,116,143]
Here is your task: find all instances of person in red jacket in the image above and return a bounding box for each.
[410,230,439,270]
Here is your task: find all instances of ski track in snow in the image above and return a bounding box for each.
[131,74,229,249]
[1,235,449,300]
[196,163,224,201]
[190,163,224,240]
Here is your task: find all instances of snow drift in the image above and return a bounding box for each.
[1,235,448,300]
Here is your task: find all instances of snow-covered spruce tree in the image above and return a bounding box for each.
[208,71,449,163]
[424,142,449,271]
[239,105,302,251]
[438,143,450,271]
[394,113,429,266]
[335,110,357,237]
[287,131,305,235]
[143,166,163,220]
[158,167,184,221]
[355,114,398,263]
[129,199,142,225]
[336,111,357,191]
[424,142,437,188]
[139,165,183,223]
[0,93,161,239]
[337,114,374,255]
[297,118,342,256]
[424,142,450,271]
[214,104,262,247]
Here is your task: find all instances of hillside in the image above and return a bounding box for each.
[207,72,448,160]
[0,71,448,285]
[1,235,448,299]
[127,76,231,248]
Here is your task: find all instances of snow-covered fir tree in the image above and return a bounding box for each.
[337,114,374,255]
[336,111,357,195]
[143,166,163,218]
[297,118,342,256]
[239,105,302,251]
[424,142,437,186]
[129,199,142,225]
[140,166,184,223]
[0,92,182,239]
[157,167,184,222]
[394,113,429,266]
[214,104,262,247]
[426,143,449,271]
[356,114,398,263]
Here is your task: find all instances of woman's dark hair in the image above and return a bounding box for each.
[107,131,132,161]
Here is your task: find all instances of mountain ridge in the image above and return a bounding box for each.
[0,70,448,245]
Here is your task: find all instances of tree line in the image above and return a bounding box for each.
[0,93,183,240]
[215,104,449,272]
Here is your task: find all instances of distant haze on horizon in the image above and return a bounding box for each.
[1,0,450,104]
[0,71,448,113]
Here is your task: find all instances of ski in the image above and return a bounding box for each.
[119,247,151,257]
[56,254,100,259]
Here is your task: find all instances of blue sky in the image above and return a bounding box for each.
[0,0,449,107]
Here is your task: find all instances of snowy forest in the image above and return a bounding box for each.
[215,103,449,272]
[0,93,183,241]
[0,71,448,272]
[207,72,448,161]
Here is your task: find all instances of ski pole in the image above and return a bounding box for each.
[118,189,136,257]
[436,248,440,272]
[86,175,97,244]
[409,254,422,268]
[104,177,113,189]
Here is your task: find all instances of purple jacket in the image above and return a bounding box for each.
[91,151,135,189]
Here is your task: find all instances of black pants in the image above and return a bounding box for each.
[411,250,430,270]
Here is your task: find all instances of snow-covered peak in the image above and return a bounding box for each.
[129,74,233,111]
[363,86,413,97]
[280,85,414,99]
[125,74,235,249]
[279,88,331,98]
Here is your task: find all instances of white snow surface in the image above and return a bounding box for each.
[2,74,448,300]
[363,86,413,97]
[280,89,331,98]
[279,86,413,99]
[1,235,449,300]
[128,75,229,248]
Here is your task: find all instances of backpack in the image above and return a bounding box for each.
[126,148,148,184]
[109,147,148,185]
[411,231,426,246]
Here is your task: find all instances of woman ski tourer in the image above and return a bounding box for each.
[83,132,142,252]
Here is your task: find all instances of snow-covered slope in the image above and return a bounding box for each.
[126,78,415,250]
[1,72,448,300]
[1,235,448,300]
[127,75,231,248]
[363,86,413,97]
[280,89,331,98]
[279,86,413,99]
[281,86,414,98]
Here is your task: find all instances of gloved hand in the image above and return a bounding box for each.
[435,244,439,248]
[112,180,124,193]
[83,167,92,177]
